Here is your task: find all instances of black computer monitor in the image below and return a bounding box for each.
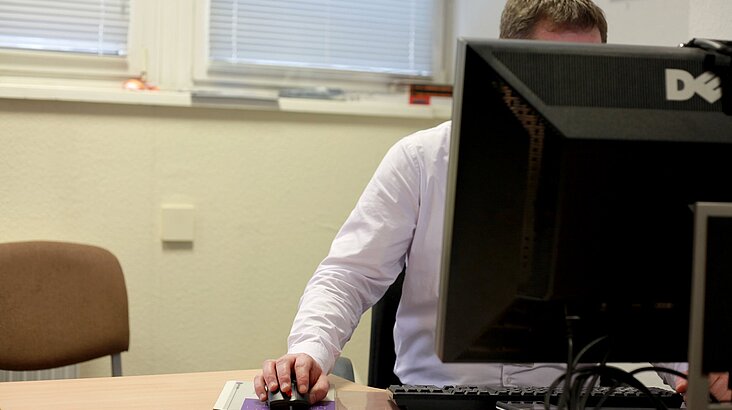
[436,39,732,366]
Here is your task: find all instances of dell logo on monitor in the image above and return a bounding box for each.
[665,69,722,103]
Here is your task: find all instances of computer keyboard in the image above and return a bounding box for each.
[388,384,684,409]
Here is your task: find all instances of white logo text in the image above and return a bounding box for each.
[665,69,722,103]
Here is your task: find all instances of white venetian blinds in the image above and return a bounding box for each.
[209,0,436,77]
[0,0,130,56]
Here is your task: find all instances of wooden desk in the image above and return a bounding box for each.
[0,369,393,410]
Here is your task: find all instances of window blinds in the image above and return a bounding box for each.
[209,0,435,77]
[0,0,130,56]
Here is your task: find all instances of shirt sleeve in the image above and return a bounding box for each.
[651,362,688,389]
[287,136,422,374]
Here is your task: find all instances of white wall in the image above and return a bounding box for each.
[446,0,506,81]
[592,0,732,45]
[595,0,690,46]
[0,99,442,382]
[445,0,694,82]
[447,0,732,70]
[3,0,731,387]
[689,0,732,40]
[452,0,506,39]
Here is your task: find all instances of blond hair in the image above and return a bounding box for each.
[500,0,608,43]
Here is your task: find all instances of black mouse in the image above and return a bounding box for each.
[267,379,310,410]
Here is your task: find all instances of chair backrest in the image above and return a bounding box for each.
[0,241,129,376]
[367,269,405,388]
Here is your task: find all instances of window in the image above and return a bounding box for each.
[0,0,450,116]
[0,0,130,56]
[0,0,134,96]
[199,0,444,92]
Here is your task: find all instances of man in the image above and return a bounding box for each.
[255,0,728,405]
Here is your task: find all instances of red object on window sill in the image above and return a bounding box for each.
[409,84,453,105]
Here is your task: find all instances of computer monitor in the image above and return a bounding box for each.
[436,39,732,366]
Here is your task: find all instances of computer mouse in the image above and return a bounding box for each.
[267,380,310,410]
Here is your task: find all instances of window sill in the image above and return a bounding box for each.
[0,84,190,106]
[278,97,451,119]
[0,84,452,120]
[192,90,452,120]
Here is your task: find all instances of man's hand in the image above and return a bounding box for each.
[253,353,330,405]
[675,372,731,402]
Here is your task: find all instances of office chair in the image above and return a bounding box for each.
[0,241,130,377]
[367,269,405,388]
[332,357,355,382]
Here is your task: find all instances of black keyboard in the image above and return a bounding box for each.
[388,384,684,409]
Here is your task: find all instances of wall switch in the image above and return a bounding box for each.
[160,204,195,242]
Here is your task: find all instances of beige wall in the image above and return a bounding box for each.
[0,98,442,383]
[6,0,730,386]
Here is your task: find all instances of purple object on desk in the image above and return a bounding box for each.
[241,399,335,410]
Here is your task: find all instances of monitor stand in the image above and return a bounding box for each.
[687,202,732,410]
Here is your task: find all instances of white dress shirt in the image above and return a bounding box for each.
[287,121,684,388]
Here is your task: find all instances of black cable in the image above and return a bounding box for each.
[588,366,668,410]
[685,38,732,54]
[551,316,608,410]
[577,344,611,410]
[545,372,567,410]
[557,311,581,410]
[577,366,605,409]
[683,38,732,115]
[548,312,682,410]
[571,336,608,368]
[556,334,609,410]
[627,367,722,404]
[546,365,670,410]
[559,335,574,410]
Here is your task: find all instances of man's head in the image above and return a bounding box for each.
[500,0,607,44]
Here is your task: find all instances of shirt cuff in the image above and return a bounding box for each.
[288,341,337,375]
[652,362,688,389]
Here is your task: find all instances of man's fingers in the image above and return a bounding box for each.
[709,373,731,402]
[276,357,296,393]
[253,373,268,401]
[307,373,331,404]
[259,354,321,399]
[677,372,732,402]
[675,378,688,394]
[293,355,315,394]
[261,359,280,392]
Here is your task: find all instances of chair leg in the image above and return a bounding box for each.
[111,353,123,377]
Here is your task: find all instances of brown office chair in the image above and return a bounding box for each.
[0,241,129,376]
